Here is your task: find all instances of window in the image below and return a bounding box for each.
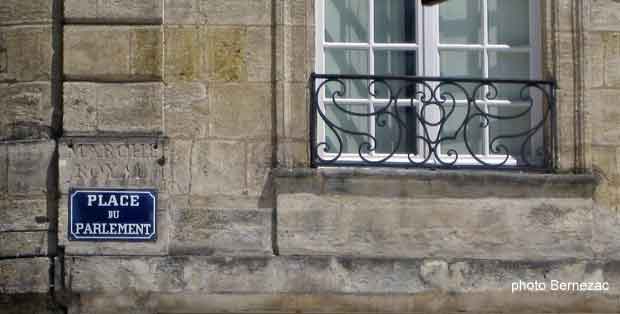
[313,0,551,169]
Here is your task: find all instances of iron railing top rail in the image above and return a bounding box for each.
[310,72,557,87]
[309,73,558,171]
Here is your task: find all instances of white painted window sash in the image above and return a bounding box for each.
[315,0,542,166]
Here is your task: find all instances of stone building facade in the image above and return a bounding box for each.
[1,0,620,313]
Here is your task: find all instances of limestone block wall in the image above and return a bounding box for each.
[0,0,61,312]
[586,1,620,217]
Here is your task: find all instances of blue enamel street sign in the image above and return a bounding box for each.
[68,188,157,241]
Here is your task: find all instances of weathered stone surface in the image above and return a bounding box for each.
[64,0,162,23]
[73,291,620,314]
[276,25,312,83]
[592,145,618,181]
[64,83,163,134]
[164,0,271,25]
[0,258,50,294]
[0,231,48,257]
[592,146,620,210]
[275,0,312,26]
[0,198,48,232]
[0,83,52,140]
[548,30,577,171]
[586,0,620,31]
[163,26,207,82]
[132,28,163,80]
[279,82,308,140]
[58,196,170,256]
[63,0,96,20]
[277,139,309,168]
[246,142,272,197]
[0,32,6,74]
[164,83,209,139]
[207,27,247,82]
[0,144,7,195]
[0,0,52,25]
[64,26,162,81]
[58,139,166,194]
[163,140,192,195]
[589,89,620,146]
[63,83,97,133]
[593,202,620,259]
[7,140,55,196]
[170,208,272,255]
[209,83,272,139]
[190,140,246,196]
[584,32,605,89]
[603,32,620,87]
[246,27,272,82]
[67,256,620,313]
[98,83,162,133]
[0,294,63,314]
[277,193,594,259]
[0,26,52,82]
[189,195,273,210]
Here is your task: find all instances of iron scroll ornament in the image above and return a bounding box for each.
[309,73,557,170]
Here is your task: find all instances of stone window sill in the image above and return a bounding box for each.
[273,167,599,198]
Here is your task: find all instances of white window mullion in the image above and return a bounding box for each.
[423,4,439,77]
[416,0,424,77]
[482,0,490,157]
[423,3,441,163]
[368,0,376,157]
[315,0,326,159]
[529,0,543,162]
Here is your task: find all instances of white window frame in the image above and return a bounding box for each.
[315,0,542,166]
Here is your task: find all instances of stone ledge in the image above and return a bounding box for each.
[68,256,620,312]
[277,195,596,259]
[274,167,599,198]
[72,291,620,314]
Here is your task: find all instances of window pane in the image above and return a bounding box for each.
[488,104,534,161]
[440,106,485,155]
[325,103,370,154]
[374,0,416,43]
[488,51,530,99]
[325,0,369,43]
[488,0,530,46]
[375,105,418,154]
[439,0,482,44]
[325,48,369,99]
[440,50,483,100]
[374,50,417,98]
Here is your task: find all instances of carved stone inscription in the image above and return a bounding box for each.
[59,141,166,193]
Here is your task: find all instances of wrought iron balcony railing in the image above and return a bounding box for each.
[310,73,557,171]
